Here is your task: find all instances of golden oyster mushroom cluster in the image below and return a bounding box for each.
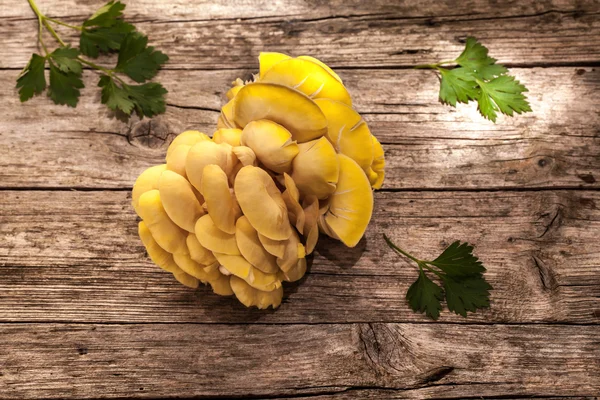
[132,52,385,309]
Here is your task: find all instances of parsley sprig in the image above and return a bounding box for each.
[384,234,493,320]
[16,0,168,118]
[416,37,531,122]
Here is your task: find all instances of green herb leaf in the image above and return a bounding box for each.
[438,67,478,106]
[406,269,444,320]
[80,20,135,58]
[47,61,84,107]
[99,75,167,117]
[16,53,47,102]
[476,75,532,122]
[384,234,493,320]
[83,0,126,28]
[48,46,82,75]
[115,32,169,83]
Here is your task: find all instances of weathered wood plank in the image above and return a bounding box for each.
[1,0,599,69]
[2,68,599,190]
[1,190,598,324]
[0,323,598,399]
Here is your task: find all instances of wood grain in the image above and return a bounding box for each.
[2,67,599,190]
[1,0,599,69]
[1,190,598,324]
[1,323,598,399]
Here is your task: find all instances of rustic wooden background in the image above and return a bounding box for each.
[1,0,599,398]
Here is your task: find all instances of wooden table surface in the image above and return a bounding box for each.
[1,0,599,398]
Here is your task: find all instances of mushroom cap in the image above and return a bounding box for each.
[220,98,239,128]
[138,221,182,274]
[320,154,373,247]
[234,165,292,240]
[132,164,167,216]
[186,141,235,192]
[258,52,291,79]
[297,55,343,84]
[209,273,234,296]
[260,58,352,106]
[201,164,239,234]
[172,270,200,289]
[173,252,221,283]
[194,214,240,255]
[276,230,304,272]
[369,135,385,189]
[231,146,257,167]
[165,144,191,178]
[158,170,205,233]
[241,119,299,173]
[281,173,305,232]
[137,189,189,254]
[166,130,210,157]
[315,98,374,173]
[213,128,242,147]
[257,233,287,259]
[229,275,283,309]
[301,195,320,255]
[214,253,281,291]
[291,136,339,199]
[186,233,217,266]
[235,216,279,274]
[280,258,307,282]
[233,83,327,143]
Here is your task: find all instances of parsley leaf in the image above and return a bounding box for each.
[476,75,532,122]
[454,37,508,79]
[99,75,167,117]
[83,0,126,28]
[16,53,47,102]
[439,68,478,106]
[47,61,84,107]
[407,270,444,320]
[115,32,169,83]
[384,234,493,320]
[80,20,135,58]
[48,46,82,75]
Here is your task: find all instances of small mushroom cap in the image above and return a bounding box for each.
[137,190,189,254]
[235,216,279,274]
[258,233,287,259]
[301,195,320,255]
[221,98,240,128]
[241,120,299,173]
[132,164,167,216]
[258,52,291,79]
[369,135,385,189]
[291,137,339,199]
[260,58,352,106]
[315,98,374,173]
[233,83,328,143]
[159,170,205,233]
[173,252,221,283]
[166,130,210,157]
[234,165,293,240]
[297,55,343,84]
[281,257,307,282]
[165,144,191,178]
[186,233,217,266]
[214,253,281,291]
[209,273,234,296]
[320,154,373,247]
[213,128,242,147]
[201,164,239,234]
[186,141,234,192]
[276,230,304,272]
[226,79,244,100]
[230,275,284,309]
[172,270,200,289]
[232,146,257,166]
[194,214,240,255]
[138,221,182,274]
[281,173,305,232]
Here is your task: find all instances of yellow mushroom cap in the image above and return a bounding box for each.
[201,164,239,234]
[258,52,291,79]
[132,164,167,216]
[234,165,293,240]
[260,58,352,106]
[233,83,327,143]
[281,257,307,283]
[214,253,281,291]
[231,146,257,166]
[297,55,343,84]
[291,137,339,199]
[172,270,200,289]
[165,144,191,178]
[369,135,385,189]
[220,98,239,129]
[186,233,217,266]
[319,154,373,247]
[229,275,283,309]
[235,216,279,274]
[138,221,182,274]
[281,173,305,232]
[173,252,221,283]
[315,98,374,173]
[276,230,304,272]
[240,119,299,173]
[226,78,245,100]
[258,233,287,259]
[158,170,205,233]
[137,189,189,254]
[194,214,240,255]
[213,128,242,147]
[186,141,234,192]
[209,273,234,296]
[301,195,320,255]
[166,130,210,158]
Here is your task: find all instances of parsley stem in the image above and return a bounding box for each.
[26,0,48,55]
[414,60,456,69]
[43,18,67,47]
[77,57,125,84]
[383,234,422,264]
[45,17,83,31]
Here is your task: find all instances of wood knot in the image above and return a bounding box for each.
[532,255,558,291]
[126,116,173,149]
